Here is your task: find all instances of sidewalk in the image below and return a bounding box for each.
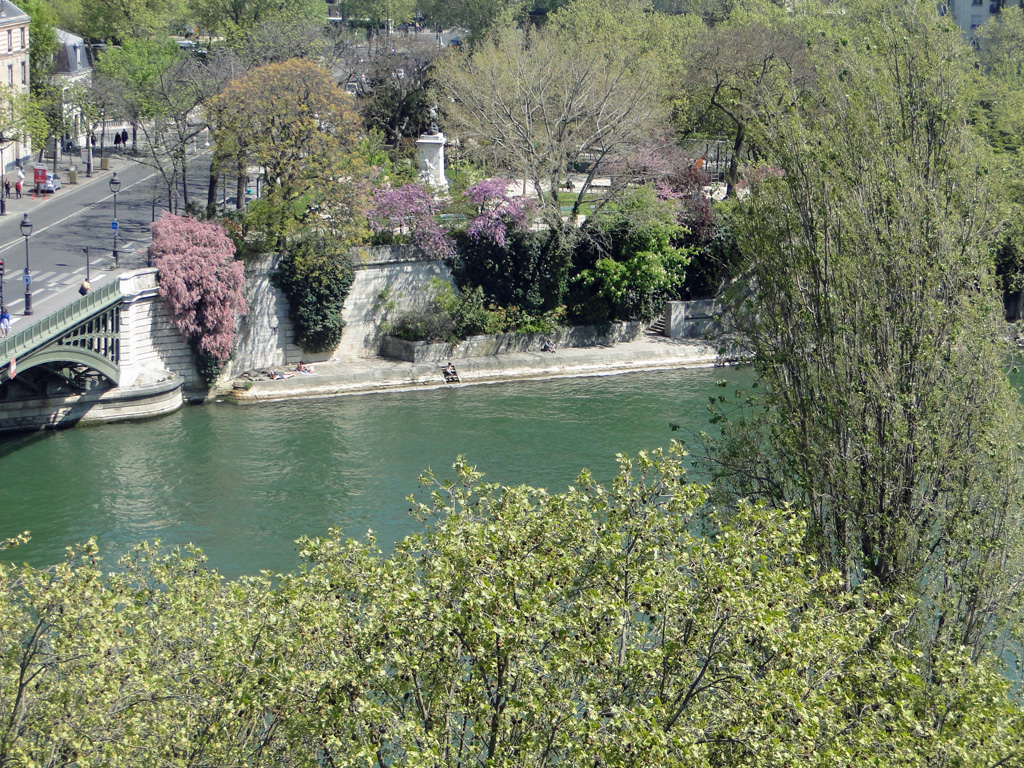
[228,333,730,403]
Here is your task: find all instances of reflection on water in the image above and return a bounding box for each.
[0,368,749,578]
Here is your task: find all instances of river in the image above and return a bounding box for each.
[0,368,747,578]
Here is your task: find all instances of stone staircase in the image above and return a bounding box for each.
[645,315,666,336]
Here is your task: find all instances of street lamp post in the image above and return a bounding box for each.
[0,131,6,217]
[21,214,32,315]
[110,172,120,267]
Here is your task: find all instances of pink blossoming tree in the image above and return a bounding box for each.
[149,214,248,366]
[367,184,455,260]
[463,179,534,247]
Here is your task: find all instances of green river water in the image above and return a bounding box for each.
[0,368,746,579]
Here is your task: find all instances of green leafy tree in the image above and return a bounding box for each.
[189,0,324,38]
[417,0,525,41]
[674,0,820,196]
[73,0,187,42]
[569,185,691,323]
[210,59,370,250]
[94,40,225,210]
[2,452,1024,764]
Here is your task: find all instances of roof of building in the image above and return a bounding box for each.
[55,29,92,76]
[0,1,29,24]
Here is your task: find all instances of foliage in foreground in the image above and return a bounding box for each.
[1,449,1022,766]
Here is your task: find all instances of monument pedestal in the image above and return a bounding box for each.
[416,132,448,191]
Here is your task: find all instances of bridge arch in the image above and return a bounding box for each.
[14,347,120,385]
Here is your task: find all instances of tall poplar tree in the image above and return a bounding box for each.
[703,0,1024,659]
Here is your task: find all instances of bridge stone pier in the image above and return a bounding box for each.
[0,268,199,434]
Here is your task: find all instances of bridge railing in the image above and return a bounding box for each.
[0,279,123,367]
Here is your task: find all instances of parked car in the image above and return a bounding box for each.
[43,172,62,193]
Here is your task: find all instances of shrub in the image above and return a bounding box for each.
[272,236,355,353]
[682,200,744,299]
[149,214,248,385]
[387,282,565,343]
[568,186,691,323]
[453,229,569,312]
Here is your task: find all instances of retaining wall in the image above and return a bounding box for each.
[117,270,202,394]
[218,254,302,379]
[381,322,644,363]
[664,299,726,339]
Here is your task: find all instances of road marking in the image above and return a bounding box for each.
[0,172,157,256]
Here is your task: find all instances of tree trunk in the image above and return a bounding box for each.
[207,167,218,211]
[179,153,189,210]
[724,122,745,198]
[235,166,245,210]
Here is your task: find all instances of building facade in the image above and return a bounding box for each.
[54,29,93,147]
[0,0,30,170]
[944,0,1003,36]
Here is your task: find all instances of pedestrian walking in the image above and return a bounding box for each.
[121,129,128,147]
[14,180,21,199]
[114,132,121,149]
[0,307,10,338]
[4,180,9,198]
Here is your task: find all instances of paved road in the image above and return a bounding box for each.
[0,151,211,334]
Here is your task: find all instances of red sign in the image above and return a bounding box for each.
[33,166,45,184]
[9,357,15,379]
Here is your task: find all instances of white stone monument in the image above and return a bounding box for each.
[416,106,448,191]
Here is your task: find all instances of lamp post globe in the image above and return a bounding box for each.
[20,213,32,315]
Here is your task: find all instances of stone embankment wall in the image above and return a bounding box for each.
[337,246,454,360]
[219,245,452,378]
[219,254,302,381]
[0,376,183,433]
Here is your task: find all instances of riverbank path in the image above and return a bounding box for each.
[230,332,733,402]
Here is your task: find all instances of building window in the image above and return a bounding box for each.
[973,0,983,5]
[971,13,984,26]
[7,66,12,87]
[19,27,25,48]
[20,61,25,85]
[7,31,11,52]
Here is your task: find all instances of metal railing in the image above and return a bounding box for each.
[0,279,123,365]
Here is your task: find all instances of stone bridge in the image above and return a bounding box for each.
[0,269,196,433]
[0,246,456,432]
